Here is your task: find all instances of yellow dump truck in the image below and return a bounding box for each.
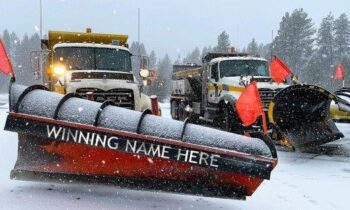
[34,28,154,112]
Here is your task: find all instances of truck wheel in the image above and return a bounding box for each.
[171,100,179,120]
[222,105,243,134]
[178,102,188,121]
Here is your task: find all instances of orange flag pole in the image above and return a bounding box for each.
[261,110,268,135]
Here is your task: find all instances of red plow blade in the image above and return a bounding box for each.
[4,83,277,199]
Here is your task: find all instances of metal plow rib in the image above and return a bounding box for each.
[4,83,277,199]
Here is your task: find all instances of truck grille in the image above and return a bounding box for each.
[71,72,134,81]
[76,88,135,110]
[259,88,283,110]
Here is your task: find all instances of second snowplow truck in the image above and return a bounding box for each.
[171,52,350,150]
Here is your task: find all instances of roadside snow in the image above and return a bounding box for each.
[0,99,349,210]
[0,94,8,108]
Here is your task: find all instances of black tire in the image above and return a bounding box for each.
[221,105,243,134]
[178,101,188,121]
[171,100,179,120]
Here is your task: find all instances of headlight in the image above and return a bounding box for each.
[53,65,66,76]
[140,69,150,78]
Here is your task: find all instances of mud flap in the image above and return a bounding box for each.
[268,85,344,150]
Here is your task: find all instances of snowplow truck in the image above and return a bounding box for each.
[171,53,350,150]
[33,28,154,112]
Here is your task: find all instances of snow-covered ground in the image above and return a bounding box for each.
[0,98,349,210]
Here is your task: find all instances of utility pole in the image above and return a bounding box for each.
[40,0,43,40]
[38,0,44,84]
[137,8,143,95]
[138,8,141,56]
[270,30,274,60]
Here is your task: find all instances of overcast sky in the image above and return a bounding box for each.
[1,0,349,59]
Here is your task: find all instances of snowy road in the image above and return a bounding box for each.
[0,100,349,210]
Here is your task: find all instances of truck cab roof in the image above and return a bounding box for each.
[209,56,268,65]
[202,52,249,63]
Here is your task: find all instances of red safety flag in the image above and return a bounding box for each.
[270,56,291,84]
[0,39,14,77]
[334,64,345,80]
[235,81,263,127]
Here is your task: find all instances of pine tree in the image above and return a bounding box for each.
[215,31,230,53]
[183,47,200,64]
[155,55,172,101]
[200,46,212,60]
[129,41,148,79]
[334,13,350,61]
[9,32,20,59]
[2,30,11,51]
[149,50,157,69]
[247,38,259,55]
[303,13,339,90]
[272,9,316,75]
[15,33,33,85]
[318,13,334,59]
[317,13,335,85]
[174,54,182,65]
[257,43,271,59]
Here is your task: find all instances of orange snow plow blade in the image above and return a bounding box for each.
[4,83,277,199]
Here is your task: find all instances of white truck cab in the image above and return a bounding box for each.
[207,56,289,109]
[51,43,152,112]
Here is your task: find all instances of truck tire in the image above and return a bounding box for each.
[178,101,188,121]
[221,105,243,134]
[171,100,179,120]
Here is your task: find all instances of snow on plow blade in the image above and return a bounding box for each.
[4,84,277,199]
[269,84,344,150]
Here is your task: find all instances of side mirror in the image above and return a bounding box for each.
[291,74,300,85]
[215,74,219,82]
[239,76,249,87]
[212,69,219,82]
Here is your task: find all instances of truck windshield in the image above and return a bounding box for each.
[219,60,269,78]
[53,47,132,72]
